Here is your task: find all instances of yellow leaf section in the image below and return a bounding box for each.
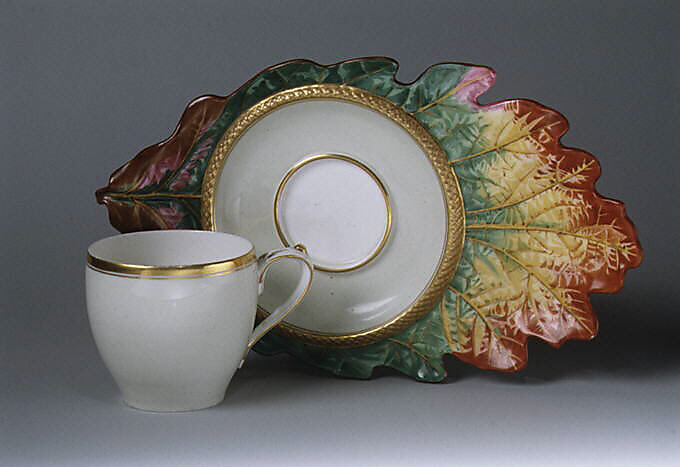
[467,220,637,279]
[470,236,596,332]
[441,234,599,371]
[459,107,591,216]
[440,100,640,371]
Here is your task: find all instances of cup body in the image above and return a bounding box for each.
[86,230,258,412]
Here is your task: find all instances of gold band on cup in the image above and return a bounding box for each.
[87,248,257,280]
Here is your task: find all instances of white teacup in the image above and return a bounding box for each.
[85,230,313,412]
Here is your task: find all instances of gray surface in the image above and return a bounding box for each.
[1,1,678,465]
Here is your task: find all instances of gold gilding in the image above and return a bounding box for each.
[87,248,256,279]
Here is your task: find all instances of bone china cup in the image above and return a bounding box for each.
[86,230,313,412]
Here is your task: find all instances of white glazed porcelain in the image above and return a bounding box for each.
[212,99,448,337]
[86,230,313,412]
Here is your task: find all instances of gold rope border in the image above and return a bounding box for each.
[201,84,465,347]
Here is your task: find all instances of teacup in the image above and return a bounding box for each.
[85,230,313,412]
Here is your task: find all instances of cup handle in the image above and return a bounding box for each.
[240,244,314,367]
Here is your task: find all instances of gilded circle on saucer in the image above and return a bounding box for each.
[273,153,393,274]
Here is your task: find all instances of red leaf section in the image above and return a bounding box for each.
[96,95,226,232]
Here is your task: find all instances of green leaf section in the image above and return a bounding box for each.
[447,239,506,339]
[255,304,450,382]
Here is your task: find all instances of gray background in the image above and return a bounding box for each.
[1,1,678,465]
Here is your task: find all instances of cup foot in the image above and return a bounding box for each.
[121,393,225,413]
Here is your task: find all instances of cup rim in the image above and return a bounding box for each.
[87,230,256,279]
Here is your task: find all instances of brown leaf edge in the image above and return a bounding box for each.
[95,95,226,232]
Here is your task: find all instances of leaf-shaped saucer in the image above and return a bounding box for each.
[96,57,642,381]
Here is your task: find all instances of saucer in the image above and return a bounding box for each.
[201,85,465,346]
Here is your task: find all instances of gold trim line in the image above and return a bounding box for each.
[87,248,256,279]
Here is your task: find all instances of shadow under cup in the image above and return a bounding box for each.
[86,230,259,412]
